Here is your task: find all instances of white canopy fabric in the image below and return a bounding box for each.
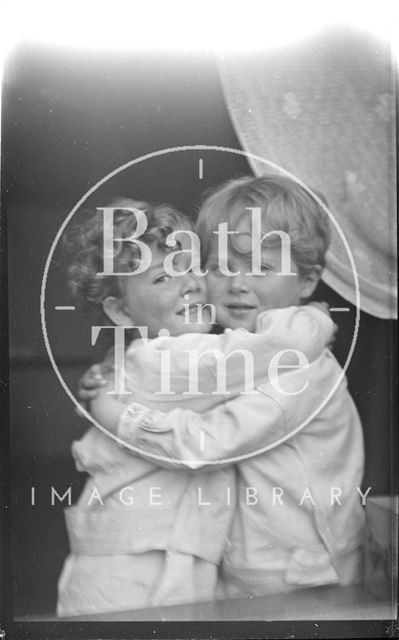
[218,29,396,318]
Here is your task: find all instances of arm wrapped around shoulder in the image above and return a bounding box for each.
[255,305,335,362]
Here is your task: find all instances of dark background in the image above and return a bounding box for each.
[2,43,396,616]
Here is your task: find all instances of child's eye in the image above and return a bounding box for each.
[154,274,172,284]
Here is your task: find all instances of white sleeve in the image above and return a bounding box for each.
[117,353,338,470]
[197,305,335,395]
[255,305,334,360]
[123,305,334,401]
[222,305,334,363]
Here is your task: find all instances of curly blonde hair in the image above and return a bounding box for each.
[63,198,191,318]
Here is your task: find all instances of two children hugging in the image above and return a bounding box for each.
[57,175,365,617]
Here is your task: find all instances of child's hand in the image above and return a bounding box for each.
[78,364,109,403]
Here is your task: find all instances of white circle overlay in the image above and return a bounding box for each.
[41,145,360,465]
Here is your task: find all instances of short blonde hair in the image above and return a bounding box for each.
[196,175,331,276]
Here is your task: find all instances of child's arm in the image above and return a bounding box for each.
[78,364,109,404]
[90,384,126,434]
[116,353,339,470]
[225,304,335,364]
[78,305,334,402]
[78,349,115,404]
[85,305,336,465]
[192,304,335,399]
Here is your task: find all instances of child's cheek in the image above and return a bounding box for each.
[205,273,224,304]
[201,278,209,301]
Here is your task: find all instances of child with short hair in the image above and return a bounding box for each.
[85,176,365,600]
[58,193,335,616]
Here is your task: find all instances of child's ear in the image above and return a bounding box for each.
[102,296,132,326]
[299,265,322,300]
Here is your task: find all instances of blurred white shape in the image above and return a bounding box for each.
[1,0,398,54]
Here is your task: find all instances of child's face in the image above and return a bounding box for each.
[205,240,318,332]
[106,244,211,339]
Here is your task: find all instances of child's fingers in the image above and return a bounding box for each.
[79,366,107,391]
[77,383,102,402]
[78,388,101,401]
[101,363,114,376]
[80,376,107,390]
[92,361,114,378]
[89,364,108,382]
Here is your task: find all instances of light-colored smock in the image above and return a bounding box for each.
[116,308,366,598]
[58,305,336,614]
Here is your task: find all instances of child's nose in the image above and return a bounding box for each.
[228,273,250,294]
[182,271,202,294]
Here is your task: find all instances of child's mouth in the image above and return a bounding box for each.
[177,303,207,317]
[225,303,256,318]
